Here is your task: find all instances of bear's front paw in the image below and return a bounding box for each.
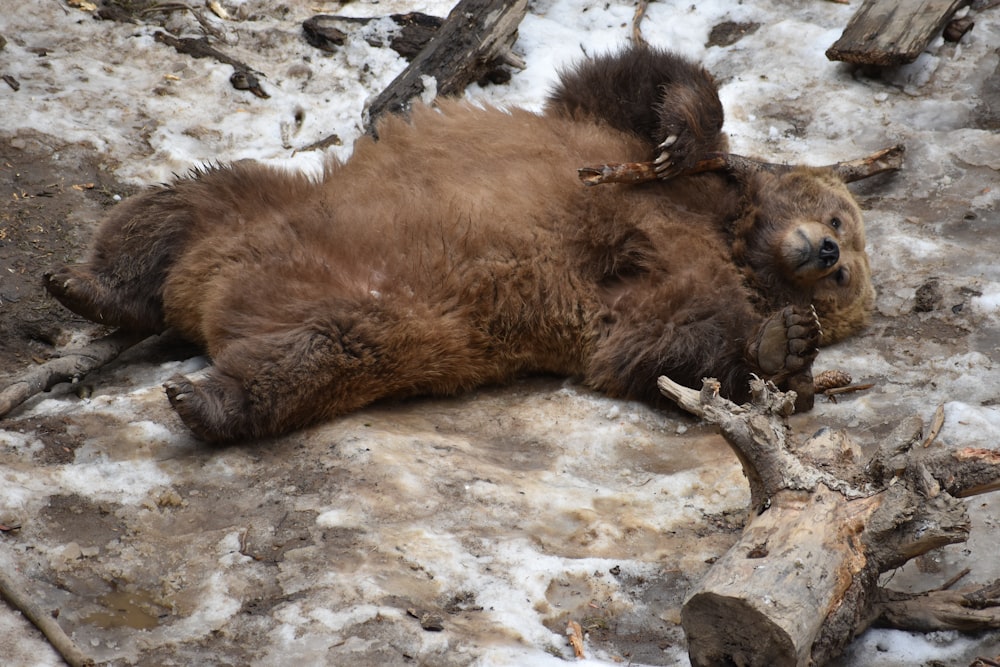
[748,305,821,380]
[653,132,695,180]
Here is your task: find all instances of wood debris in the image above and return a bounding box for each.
[657,375,1000,665]
[153,32,269,99]
[922,403,946,448]
[566,619,586,658]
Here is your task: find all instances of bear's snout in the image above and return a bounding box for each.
[818,237,840,268]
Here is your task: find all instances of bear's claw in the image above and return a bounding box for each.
[653,128,699,180]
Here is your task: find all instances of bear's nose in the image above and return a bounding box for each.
[818,237,840,268]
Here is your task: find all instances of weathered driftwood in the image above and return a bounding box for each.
[0,330,145,419]
[826,0,972,66]
[657,376,1000,666]
[578,144,905,187]
[364,0,528,131]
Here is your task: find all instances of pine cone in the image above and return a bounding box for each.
[814,369,852,392]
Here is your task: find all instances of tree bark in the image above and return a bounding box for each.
[657,376,1000,666]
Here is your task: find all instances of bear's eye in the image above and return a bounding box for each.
[830,216,842,230]
[834,267,850,287]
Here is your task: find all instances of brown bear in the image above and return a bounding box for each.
[44,45,874,442]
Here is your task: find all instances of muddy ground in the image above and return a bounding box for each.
[3,1,1000,666]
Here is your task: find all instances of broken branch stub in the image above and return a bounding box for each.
[657,375,1000,666]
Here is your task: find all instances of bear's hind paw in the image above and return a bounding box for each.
[44,266,109,323]
[165,373,246,443]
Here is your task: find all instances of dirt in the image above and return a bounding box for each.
[3,3,1000,666]
[705,21,761,48]
[0,133,135,376]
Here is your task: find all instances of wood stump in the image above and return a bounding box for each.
[657,376,1000,666]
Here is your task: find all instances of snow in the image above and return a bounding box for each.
[2,0,1000,666]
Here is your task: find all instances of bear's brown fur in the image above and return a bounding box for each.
[45,46,874,442]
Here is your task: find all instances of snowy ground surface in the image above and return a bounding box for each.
[2,0,1000,665]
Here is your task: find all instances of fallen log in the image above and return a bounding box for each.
[578,144,905,186]
[826,0,972,66]
[657,376,1000,666]
[363,0,528,131]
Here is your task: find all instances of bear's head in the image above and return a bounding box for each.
[734,167,875,344]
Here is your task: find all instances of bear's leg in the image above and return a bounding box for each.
[44,188,192,333]
[586,292,821,409]
[163,371,248,443]
[162,314,488,442]
[546,44,725,175]
[163,325,372,442]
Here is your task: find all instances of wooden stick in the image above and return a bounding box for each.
[578,144,905,186]
[153,32,269,98]
[823,382,875,396]
[0,568,94,667]
[0,330,146,418]
[631,0,650,45]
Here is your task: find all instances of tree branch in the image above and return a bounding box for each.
[578,144,905,186]
[0,568,94,667]
[0,330,146,418]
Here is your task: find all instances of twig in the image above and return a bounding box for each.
[578,144,905,186]
[153,31,269,98]
[632,0,649,45]
[934,567,972,592]
[566,619,586,658]
[0,568,94,667]
[823,382,876,396]
[0,330,146,418]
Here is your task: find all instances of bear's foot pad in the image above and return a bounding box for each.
[750,305,821,379]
